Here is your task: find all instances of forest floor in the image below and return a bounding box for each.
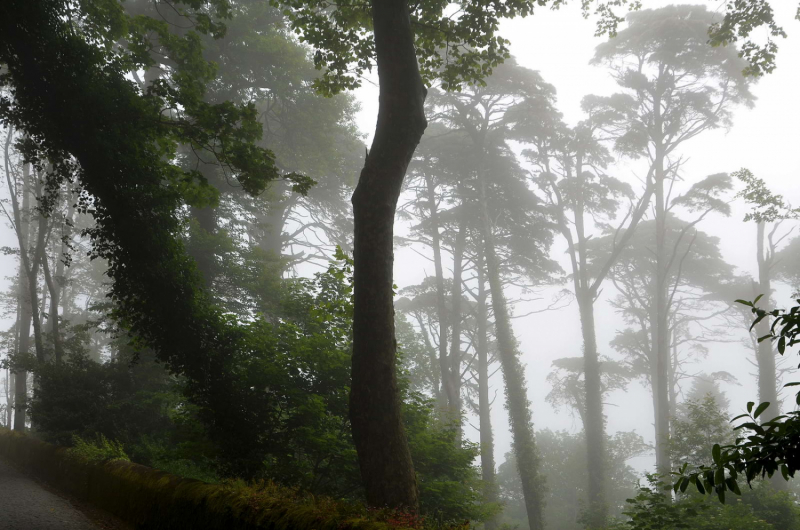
[0,457,131,530]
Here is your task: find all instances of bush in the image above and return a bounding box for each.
[68,434,129,463]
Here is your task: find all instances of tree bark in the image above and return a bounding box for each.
[578,292,607,526]
[13,169,31,431]
[349,0,426,509]
[653,148,672,480]
[42,256,63,364]
[446,216,467,431]
[476,253,498,530]
[755,221,779,420]
[478,175,545,530]
[425,174,458,417]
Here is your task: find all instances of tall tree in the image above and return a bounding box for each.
[592,5,755,479]
[735,169,798,422]
[514,88,651,525]
[274,0,575,509]
[602,213,735,478]
[427,61,560,528]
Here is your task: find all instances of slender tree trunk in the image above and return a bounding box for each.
[754,222,786,490]
[5,369,13,428]
[755,221,779,419]
[349,0,426,509]
[668,328,678,428]
[578,292,607,527]
[13,166,32,431]
[476,255,498,530]
[426,175,458,417]
[258,180,290,259]
[189,204,218,288]
[653,150,672,480]
[28,202,47,364]
[572,148,608,527]
[478,175,544,530]
[43,256,63,363]
[447,216,467,431]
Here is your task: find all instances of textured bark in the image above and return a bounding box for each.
[349,0,426,509]
[476,256,498,530]
[478,177,544,530]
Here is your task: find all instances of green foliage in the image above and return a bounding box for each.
[734,168,799,223]
[0,429,417,530]
[272,0,560,95]
[675,297,800,500]
[670,394,735,468]
[609,476,799,530]
[68,434,129,463]
[706,0,790,76]
[31,255,486,524]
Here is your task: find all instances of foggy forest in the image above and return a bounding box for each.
[1,1,800,529]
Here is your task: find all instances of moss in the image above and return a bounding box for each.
[0,429,405,530]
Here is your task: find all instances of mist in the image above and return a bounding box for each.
[1,1,800,530]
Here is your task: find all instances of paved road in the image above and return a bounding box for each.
[0,458,100,530]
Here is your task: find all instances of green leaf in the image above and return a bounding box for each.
[712,444,721,464]
[754,402,770,419]
[695,479,705,495]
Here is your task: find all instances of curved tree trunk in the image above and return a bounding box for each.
[478,176,545,530]
[349,0,426,509]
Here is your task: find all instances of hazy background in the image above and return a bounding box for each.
[2,0,799,476]
[354,0,800,472]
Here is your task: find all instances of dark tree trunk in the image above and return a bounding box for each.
[13,169,31,432]
[349,0,426,509]
[189,204,218,288]
[476,254,498,530]
[42,257,63,364]
[478,176,545,530]
[5,369,13,428]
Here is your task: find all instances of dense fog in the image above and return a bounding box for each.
[2,1,800,529]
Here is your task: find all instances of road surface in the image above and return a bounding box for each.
[0,457,100,530]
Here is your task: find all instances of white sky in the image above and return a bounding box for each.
[354,1,800,473]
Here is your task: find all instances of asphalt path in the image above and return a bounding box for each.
[0,457,100,530]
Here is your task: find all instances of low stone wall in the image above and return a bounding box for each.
[0,429,389,530]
